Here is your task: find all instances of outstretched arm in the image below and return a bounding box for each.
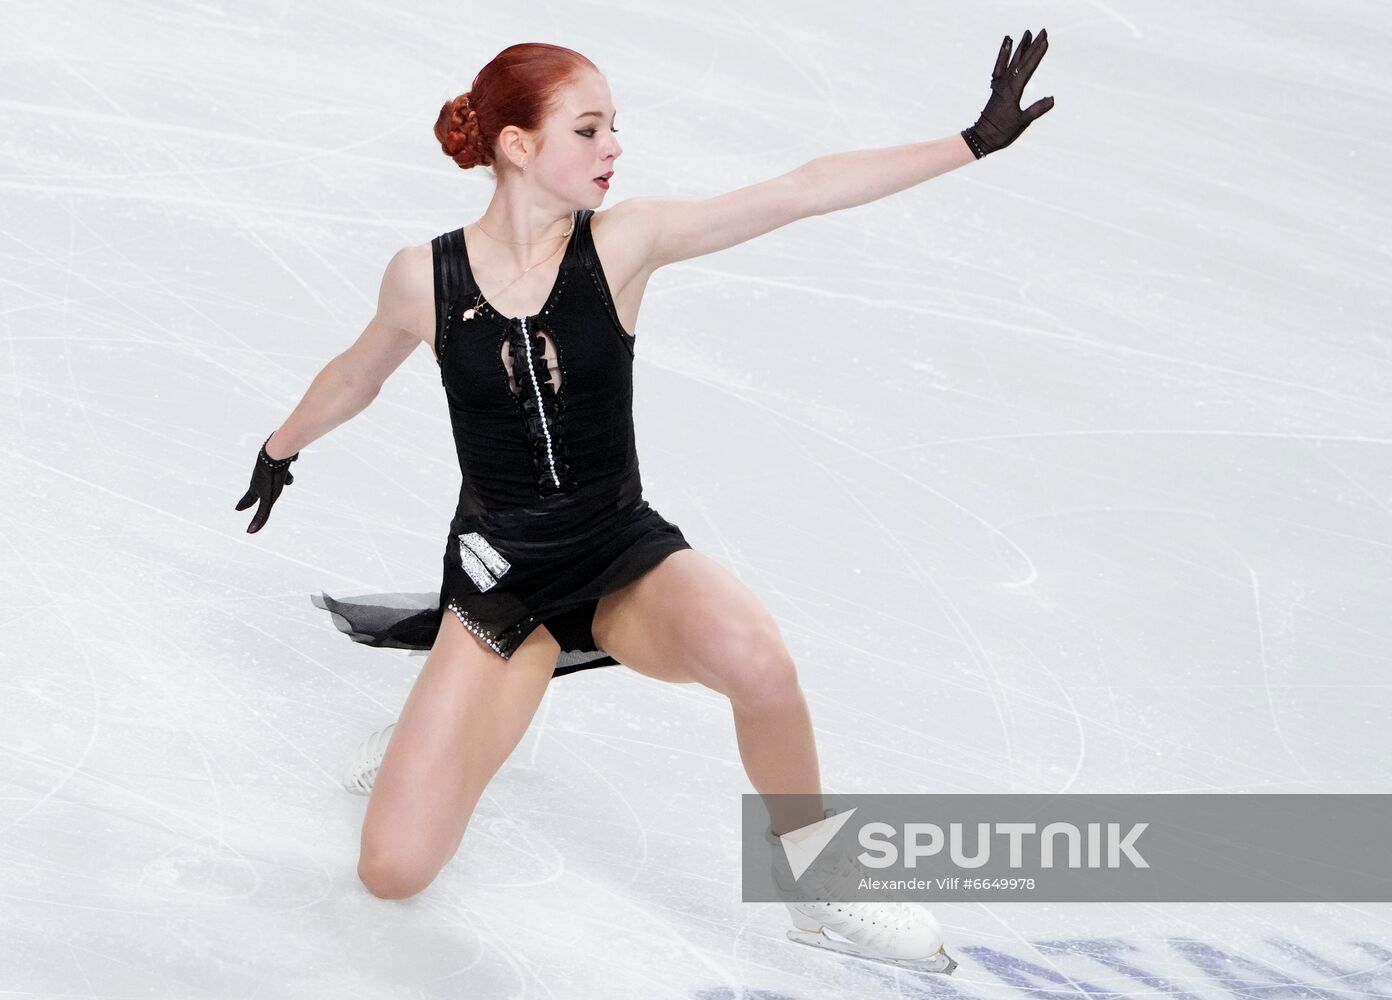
[239,248,429,533]
[263,247,430,460]
[623,28,1053,269]
[795,133,978,218]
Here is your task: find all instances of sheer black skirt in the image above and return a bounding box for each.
[311,480,691,678]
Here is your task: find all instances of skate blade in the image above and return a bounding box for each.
[786,929,958,975]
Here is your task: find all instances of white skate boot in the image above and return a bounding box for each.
[343,722,395,795]
[766,811,957,974]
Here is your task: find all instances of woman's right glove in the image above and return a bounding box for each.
[961,27,1055,159]
[236,433,299,533]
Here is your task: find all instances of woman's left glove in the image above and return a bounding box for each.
[961,27,1055,159]
[235,433,299,534]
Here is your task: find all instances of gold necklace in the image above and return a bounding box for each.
[475,212,574,245]
[463,213,575,321]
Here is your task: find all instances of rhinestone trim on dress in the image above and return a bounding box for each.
[584,268,637,359]
[444,597,509,657]
[457,531,510,592]
[459,531,510,577]
[436,304,452,366]
[458,545,497,591]
[520,316,562,489]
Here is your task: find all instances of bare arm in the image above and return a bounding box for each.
[263,359,375,460]
[611,134,973,271]
[624,29,1052,269]
[797,134,976,218]
[265,246,431,459]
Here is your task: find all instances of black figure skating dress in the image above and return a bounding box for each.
[311,209,692,677]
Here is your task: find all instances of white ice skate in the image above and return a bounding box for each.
[766,811,957,975]
[343,722,395,795]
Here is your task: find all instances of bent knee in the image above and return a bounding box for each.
[703,624,800,708]
[358,855,437,900]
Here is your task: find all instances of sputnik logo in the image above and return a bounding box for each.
[774,808,858,880]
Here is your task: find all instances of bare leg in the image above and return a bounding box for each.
[357,612,559,899]
[732,683,825,836]
[592,549,827,838]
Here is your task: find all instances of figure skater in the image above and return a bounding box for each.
[235,35,1053,973]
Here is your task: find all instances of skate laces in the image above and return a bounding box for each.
[785,834,903,905]
[344,723,395,795]
[774,828,942,955]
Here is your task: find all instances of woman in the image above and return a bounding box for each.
[236,37,1052,973]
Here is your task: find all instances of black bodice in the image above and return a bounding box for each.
[431,209,641,516]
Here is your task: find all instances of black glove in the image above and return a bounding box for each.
[961,28,1055,159]
[235,433,299,533]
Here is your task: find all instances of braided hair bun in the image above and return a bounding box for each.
[433,44,601,174]
[434,92,490,169]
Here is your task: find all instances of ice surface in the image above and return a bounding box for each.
[3,0,1390,996]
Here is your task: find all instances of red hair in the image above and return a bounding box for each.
[435,42,599,172]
